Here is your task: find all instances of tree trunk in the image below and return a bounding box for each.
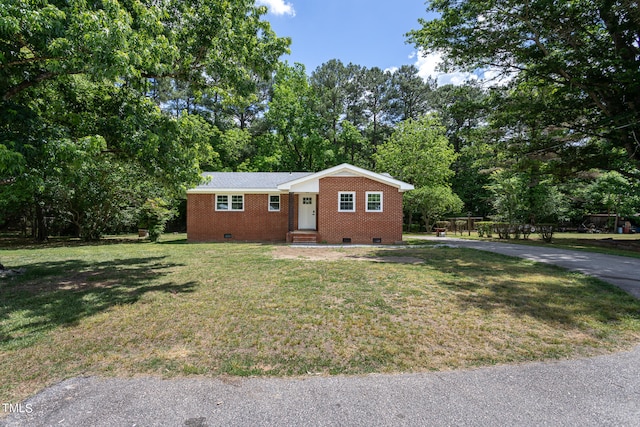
[34,202,47,242]
[422,213,431,233]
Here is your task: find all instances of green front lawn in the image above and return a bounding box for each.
[1,234,639,404]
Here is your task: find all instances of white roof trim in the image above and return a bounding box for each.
[187,188,286,194]
[277,163,414,192]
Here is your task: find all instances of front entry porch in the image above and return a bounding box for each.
[286,192,319,243]
[286,230,320,244]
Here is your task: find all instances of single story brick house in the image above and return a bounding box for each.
[186,163,414,244]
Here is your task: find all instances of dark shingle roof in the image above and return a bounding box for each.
[193,172,313,191]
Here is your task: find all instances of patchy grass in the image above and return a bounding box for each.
[1,235,639,404]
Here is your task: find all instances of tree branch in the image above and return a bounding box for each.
[521,0,611,116]
[3,72,57,101]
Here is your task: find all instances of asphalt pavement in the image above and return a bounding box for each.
[417,236,640,299]
[3,238,640,426]
[3,346,640,427]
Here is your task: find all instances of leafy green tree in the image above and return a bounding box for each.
[374,114,460,230]
[361,67,393,162]
[216,128,253,170]
[310,60,396,167]
[530,182,569,225]
[155,79,200,119]
[425,83,493,216]
[53,136,135,240]
[405,186,463,232]
[1,76,217,240]
[486,169,568,225]
[375,114,457,187]
[138,198,176,242]
[452,142,494,218]
[223,79,272,132]
[0,0,288,239]
[342,64,367,130]
[387,65,434,123]
[336,120,367,167]
[1,0,289,100]
[408,0,640,171]
[485,171,528,224]
[584,171,640,230]
[310,59,349,149]
[262,63,329,171]
[429,83,488,152]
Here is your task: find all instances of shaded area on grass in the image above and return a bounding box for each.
[0,256,194,350]
[373,247,640,328]
[0,234,149,251]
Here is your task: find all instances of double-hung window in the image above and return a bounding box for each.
[366,192,383,212]
[269,195,281,211]
[216,195,229,210]
[338,192,355,212]
[231,195,243,210]
[216,195,244,211]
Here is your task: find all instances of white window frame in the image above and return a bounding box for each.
[215,194,244,211]
[338,191,356,212]
[366,191,383,212]
[231,195,244,211]
[268,194,281,212]
[216,195,229,211]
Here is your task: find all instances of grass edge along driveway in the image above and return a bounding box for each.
[1,237,639,404]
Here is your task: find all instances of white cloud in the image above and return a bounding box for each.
[256,0,296,16]
[413,50,477,86]
[413,49,513,87]
[384,66,399,74]
[480,69,505,84]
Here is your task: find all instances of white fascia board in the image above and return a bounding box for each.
[187,188,289,194]
[277,163,414,192]
[397,183,415,192]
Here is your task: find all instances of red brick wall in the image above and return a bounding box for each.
[318,177,404,244]
[187,179,405,244]
[187,194,290,242]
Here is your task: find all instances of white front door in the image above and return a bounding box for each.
[298,194,316,230]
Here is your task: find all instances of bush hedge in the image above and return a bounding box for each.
[475,221,555,242]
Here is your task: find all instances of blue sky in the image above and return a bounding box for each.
[254,0,480,85]
[257,0,430,72]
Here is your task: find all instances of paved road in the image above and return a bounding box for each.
[3,240,640,426]
[3,347,640,427]
[417,236,640,299]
